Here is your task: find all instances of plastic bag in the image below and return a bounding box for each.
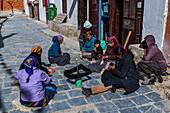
[100,40,107,50]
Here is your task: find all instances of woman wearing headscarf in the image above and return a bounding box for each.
[48,35,70,66]
[86,36,122,73]
[64,36,122,79]
[19,45,48,74]
[15,56,57,107]
[137,35,167,85]
[102,36,122,60]
[82,31,96,58]
[79,20,93,51]
[12,46,49,86]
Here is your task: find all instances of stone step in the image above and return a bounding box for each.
[53,13,68,23]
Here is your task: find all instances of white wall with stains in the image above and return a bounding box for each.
[142,0,168,49]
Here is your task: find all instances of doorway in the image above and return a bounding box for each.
[100,0,123,41]
[80,0,87,34]
[100,0,143,47]
[62,0,67,13]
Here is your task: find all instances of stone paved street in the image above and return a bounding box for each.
[0,16,170,113]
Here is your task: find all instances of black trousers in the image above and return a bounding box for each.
[48,53,70,66]
[137,60,167,79]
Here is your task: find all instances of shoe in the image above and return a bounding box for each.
[148,77,156,85]
[82,87,92,97]
[156,75,163,83]
[11,80,20,86]
[141,77,156,85]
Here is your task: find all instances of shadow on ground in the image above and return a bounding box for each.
[0,17,17,112]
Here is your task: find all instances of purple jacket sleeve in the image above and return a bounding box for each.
[108,54,117,60]
[144,45,156,61]
[41,72,51,84]
[15,71,19,80]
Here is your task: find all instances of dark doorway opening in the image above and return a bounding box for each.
[62,0,67,13]
[80,0,87,34]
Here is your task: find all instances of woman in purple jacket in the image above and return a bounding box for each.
[15,56,57,107]
[138,35,167,85]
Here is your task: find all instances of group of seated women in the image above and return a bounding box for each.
[14,32,167,107]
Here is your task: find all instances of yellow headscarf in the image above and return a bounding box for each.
[31,46,42,53]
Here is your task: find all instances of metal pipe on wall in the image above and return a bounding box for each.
[45,0,48,24]
[99,0,102,40]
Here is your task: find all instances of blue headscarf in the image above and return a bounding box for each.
[24,56,40,82]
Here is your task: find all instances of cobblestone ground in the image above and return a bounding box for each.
[0,17,169,113]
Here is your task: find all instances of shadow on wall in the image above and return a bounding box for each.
[69,0,77,18]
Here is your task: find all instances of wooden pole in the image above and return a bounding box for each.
[76,57,79,74]
[123,31,132,49]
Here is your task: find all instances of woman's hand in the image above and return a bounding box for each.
[108,65,115,70]
[102,56,108,59]
[144,49,147,54]
[41,62,46,65]
[93,47,96,51]
[82,49,85,53]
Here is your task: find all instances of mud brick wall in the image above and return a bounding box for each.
[0,0,24,11]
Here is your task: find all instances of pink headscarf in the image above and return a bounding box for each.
[57,35,64,41]
[106,36,118,43]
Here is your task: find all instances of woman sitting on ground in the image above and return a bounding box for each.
[137,35,167,85]
[82,47,140,97]
[48,35,70,66]
[82,31,96,58]
[86,36,122,73]
[20,45,49,74]
[15,56,57,107]
[12,46,49,86]
[102,36,122,60]
[64,36,122,79]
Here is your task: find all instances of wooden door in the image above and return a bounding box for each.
[62,0,67,13]
[113,0,124,43]
[109,0,115,37]
[80,0,87,34]
[122,0,143,48]
[89,0,99,39]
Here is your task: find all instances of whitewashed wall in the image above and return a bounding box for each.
[24,0,46,22]
[23,0,34,16]
[24,0,79,27]
[39,0,46,22]
[49,0,62,15]
[142,0,168,49]
[67,0,78,28]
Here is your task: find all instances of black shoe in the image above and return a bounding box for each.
[44,64,51,67]
[157,75,163,83]
[82,87,92,97]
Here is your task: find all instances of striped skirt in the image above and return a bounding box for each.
[20,84,57,107]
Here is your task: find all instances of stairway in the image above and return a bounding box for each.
[53,13,67,23]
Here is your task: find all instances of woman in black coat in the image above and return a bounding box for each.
[82,47,140,97]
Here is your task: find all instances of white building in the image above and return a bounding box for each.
[24,0,169,62]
